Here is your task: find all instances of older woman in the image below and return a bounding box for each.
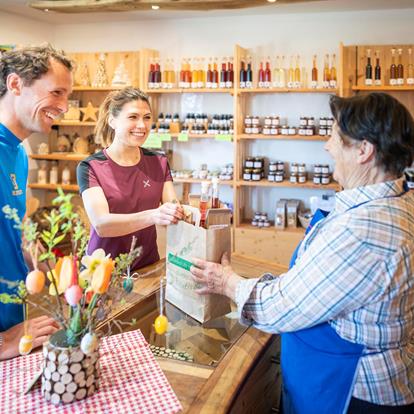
[190,93,414,414]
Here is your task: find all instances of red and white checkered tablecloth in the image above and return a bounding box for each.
[0,329,183,414]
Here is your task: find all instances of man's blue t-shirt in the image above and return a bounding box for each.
[0,123,28,332]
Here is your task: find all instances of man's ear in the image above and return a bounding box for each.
[6,73,23,96]
[357,139,376,164]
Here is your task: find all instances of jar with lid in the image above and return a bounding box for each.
[245,157,254,168]
[252,169,262,181]
[321,164,330,174]
[252,116,260,126]
[298,126,307,136]
[299,117,308,126]
[37,161,48,184]
[319,127,327,136]
[271,116,280,126]
[298,172,307,183]
[275,171,284,182]
[306,126,314,136]
[50,161,59,184]
[319,117,328,127]
[243,168,252,181]
[251,218,258,226]
[326,117,334,126]
[307,117,315,126]
[290,173,298,183]
[257,219,264,228]
[269,162,278,172]
[263,126,271,135]
[264,116,272,126]
[288,126,297,135]
[268,172,276,182]
[251,125,260,134]
[270,126,279,135]
[277,161,285,172]
[245,125,252,134]
[253,157,263,169]
[291,162,299,173]
[260,212,268,221]
[313,174,322,185]
[326,127,332,136]
[244,115,252,126]
[298,163,306,173]
[281,125,289,135]
[254,211,262,220]
[314,164,322,174]
[321,173,331,185]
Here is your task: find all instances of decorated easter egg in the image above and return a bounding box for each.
[123,278,134,293]
[25,270,45,294]
[154,315,168,335]
[19,335,33,355]
[64,285,83,306]
[80,332,98,355]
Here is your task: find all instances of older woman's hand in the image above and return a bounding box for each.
[190,253,242,301]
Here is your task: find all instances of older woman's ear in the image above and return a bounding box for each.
[356,140,376,165]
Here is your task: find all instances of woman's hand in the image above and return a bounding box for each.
[190,253,242,301]
[0,315,59,360]
[152,202,184,226]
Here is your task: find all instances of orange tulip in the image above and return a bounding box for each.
[58,256,74,293]
[91,258,114,294]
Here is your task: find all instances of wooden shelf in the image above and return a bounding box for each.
[30,153,89,161]
[29,183,79,192]
[53,120,96,126]
[237,222,305,235]
[235,179,340,191]
[238,134,328,142]
[144,88,232,94]
[173,178,234,185]
[72,86,131,91]
[352,85,414,92]
[171,133,228,140]
[238,87,338,94]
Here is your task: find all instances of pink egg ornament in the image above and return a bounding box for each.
[65,284,83,306]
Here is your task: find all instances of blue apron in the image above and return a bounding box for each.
[282,187,408,414]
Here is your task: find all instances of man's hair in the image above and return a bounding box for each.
[0,44,73,98]
[330,93,414,176]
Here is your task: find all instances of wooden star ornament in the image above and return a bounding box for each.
[80,102,98,122]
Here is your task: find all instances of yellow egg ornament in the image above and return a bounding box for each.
[19,334,33,355]
[154,314,168,335]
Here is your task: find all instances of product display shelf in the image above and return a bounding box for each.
[28,183,79,192]
[53,120,96,127]
[238,87,338,94]
[235,179,340,191]
[237,221,305,235]
[30,153,89,162]
[238,133,329,142]
[352,85,414,91]
[144,88,233,94]
[174,177,234,185]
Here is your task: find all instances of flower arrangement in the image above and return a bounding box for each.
[0,189,142,356]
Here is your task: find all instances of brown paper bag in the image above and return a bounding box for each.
[166,220,232,323]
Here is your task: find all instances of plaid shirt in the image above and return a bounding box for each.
[236,178,414,405]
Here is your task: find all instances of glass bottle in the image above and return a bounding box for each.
[154,59,161,89]
[211,176,220,208]
[273,55,281,88]
[207,57,213,88]
[212,58,219,89]
[239,59,246,88]
[323,54,330,88]
[311,54,318,88]
[148,59,155,89]
[226,57,233,88]
[184,58,192,88]
[287,55,295,88]
[198,57,205,88]
[294,55,301,88]
[397,48,404,85]
[62,164,71,185]
[329,54,337,88]
[279,55,286,87]
[179,58,186,88]
[49,161,58,185]
[365,49,373,86]
[265,57,271,88]
[407,48,414,85]
[162,58,168,89]
[374,50,381,86]
[37,161,48,184]
[220,57,227,88]
[199,181,210,228]
[246,56,253,88]
[258,60,265,88]
[390,48,397,86]
[191,57,199,88]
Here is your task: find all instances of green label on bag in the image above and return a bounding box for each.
[142,133,162,148]
[159,133,172,141]
[177,133,189,142]
[168,253,193,271]
[215,134,232,142]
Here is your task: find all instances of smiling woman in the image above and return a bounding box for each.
[76,87,184,271]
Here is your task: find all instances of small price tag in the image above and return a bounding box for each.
[159,133,172,142]
[177,133,189,142]
[215,134,232,142]
[142,133,162,149]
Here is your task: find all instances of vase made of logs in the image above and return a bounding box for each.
[41,330,100,405]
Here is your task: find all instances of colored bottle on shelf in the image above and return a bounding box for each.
[207,58,213,88]
[365,49,373,86]
[374,51,381,86]
[287,56,295,88]
[154,59,161,88]
[226,57,234,88]
[239,59,246,88]
[198,57,205,88]
[220,59,227,88]
[212,58,219,89]
[390,48,397,86]
[311,55,318,88]
[264,57,271,88]
[294,55,301,88]
[162,58,168,88]
[246,56,253,88]
[329,54,337,88]
[168,58,176,88]
[184,58,192,88]
[211,176,220,209]
[179,58,186,88]
[199,181,210,228]
[279,55,286,87]
[397,48,404,85]
[62,164,71,185]
[258,60,265,88]
[272,56,281,88]
[323,54,330,88]
[148,60,155,89]
[407,48,414,85]
[191,57,199,88]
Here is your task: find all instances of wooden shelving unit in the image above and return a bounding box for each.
[238,134,328,142]
[144,88,232,94]
[352,85,414,91]
[174,178,233,185]
[53,120,96,127]
[29,183,79,192]
[30,153,89,161]
[235,179,340,191]
[238,87,338,94]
